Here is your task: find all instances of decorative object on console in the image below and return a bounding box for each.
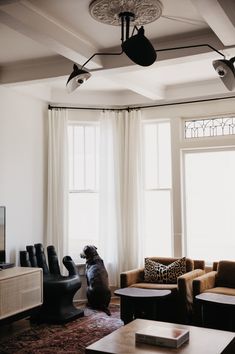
[66,0,235,92]
[0,206,6,263]
[0,262,14,269]
[20,243,84,324]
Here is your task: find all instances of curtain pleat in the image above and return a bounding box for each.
[99,109,144,286]
[46,109,68,262]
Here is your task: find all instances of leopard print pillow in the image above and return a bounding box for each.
[144,257,186,284]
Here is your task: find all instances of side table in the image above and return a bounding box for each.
[196,292,235,331]
[114,287,171,324]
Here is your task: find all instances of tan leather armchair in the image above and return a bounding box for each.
[193,260,235,328]
[193,260,235,298]
[120,257,205,324]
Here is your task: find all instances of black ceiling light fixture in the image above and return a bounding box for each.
[66,0,162,92]
[212,57,235,91]
[66,0,235,93]
[119,11,156,67]
[66,65,91,93]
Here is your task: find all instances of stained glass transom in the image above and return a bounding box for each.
[184,117,235,139]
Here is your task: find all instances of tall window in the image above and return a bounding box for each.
[183,149,235,262]
[143,121,173,257]
[68,123,100,262]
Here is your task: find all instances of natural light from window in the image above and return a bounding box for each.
[184,149,235,263]
[143,121,172,257]
[68,124,100,263]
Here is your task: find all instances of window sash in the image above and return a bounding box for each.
[182,147,235,262]
[143,120,172,190]
[68,123,99,192]
[142,120,173,257]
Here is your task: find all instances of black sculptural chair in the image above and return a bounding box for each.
[20,243,84,324]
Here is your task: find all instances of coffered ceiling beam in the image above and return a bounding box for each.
[0,1,102,68]
[108,76,165,100]
[191,0,235,46]
[1,30,234,85]
[0,56,73,84]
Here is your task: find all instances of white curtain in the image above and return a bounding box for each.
[99,109,144,286]
[46,109,68,262]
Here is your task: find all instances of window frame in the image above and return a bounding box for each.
[181,112,235,262]
[68,121,100,193]
[68,120,100,261]
[142,119,174,257]
[183,114,235,140]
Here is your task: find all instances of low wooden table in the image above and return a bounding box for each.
[114,287,171,324]
[85,318,235,354]
[196,292,235,331]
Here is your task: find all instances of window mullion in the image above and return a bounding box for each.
[83,126,86,190]
[94,126,97,190]
[156,123,160,189]
[72,126,75,190]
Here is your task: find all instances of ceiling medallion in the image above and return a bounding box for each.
[89,0,163,26]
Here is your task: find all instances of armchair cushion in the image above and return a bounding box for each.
[216,260,235,288]
[204,287,235,296]
[144,257,186,284]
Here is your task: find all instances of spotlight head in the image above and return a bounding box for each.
[66,64,91,93]
[213,58,235,91]
[122,26,156,66]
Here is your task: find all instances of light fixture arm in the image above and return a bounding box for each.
[81,50,123,70]
[155,44,225,59]
[82,42,225,71]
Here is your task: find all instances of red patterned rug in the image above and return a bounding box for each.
[0,305,123,354]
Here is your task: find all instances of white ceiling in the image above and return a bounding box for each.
[1,0,235,107]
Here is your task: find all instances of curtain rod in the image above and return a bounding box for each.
[48,95,235,111]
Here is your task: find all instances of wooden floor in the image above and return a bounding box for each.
[0,297,120,340]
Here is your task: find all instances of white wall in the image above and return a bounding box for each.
[0,86,48,265]
[142,97,235,121]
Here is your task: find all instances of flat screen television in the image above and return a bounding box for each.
[0,206,6,263]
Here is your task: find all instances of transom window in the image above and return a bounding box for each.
[184,116,235,139]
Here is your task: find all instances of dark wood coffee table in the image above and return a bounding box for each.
[85,318,235,354]
[196,292,235,331]
[114,287,171,324]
